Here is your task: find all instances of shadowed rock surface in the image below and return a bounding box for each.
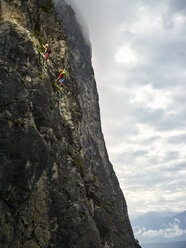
[0,0,141,247]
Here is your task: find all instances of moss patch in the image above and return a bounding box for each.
[38,72,44,80]
[14,120,25,128]
[93,175,97,182]
[36,126,42,132]
[72,155,85,178]
[21,78,26,86]
[0,18,5,25]
[52,82,61,92]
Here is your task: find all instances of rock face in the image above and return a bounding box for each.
[0,0,141,247]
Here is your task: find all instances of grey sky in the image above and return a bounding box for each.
[66,0,186,220]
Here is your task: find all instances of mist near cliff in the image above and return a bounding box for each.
[54,0,90,46]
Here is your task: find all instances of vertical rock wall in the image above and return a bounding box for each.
[0,0,141,247]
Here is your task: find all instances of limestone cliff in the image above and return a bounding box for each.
[0,0,141,247]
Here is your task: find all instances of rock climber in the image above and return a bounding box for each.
[43,43,52,64]
[57,69,68,86]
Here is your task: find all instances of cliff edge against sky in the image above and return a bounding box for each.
[0,0,141,247]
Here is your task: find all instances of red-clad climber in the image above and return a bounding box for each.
[57,69,68,86]
[43,43,52,64]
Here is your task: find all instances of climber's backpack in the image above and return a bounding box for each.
[62,71,68,79]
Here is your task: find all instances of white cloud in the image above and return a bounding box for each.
[135,220,186,239]
[115,45,139,66]
[172,13,186,26]
[130,84,172,110]
[129,5,164,35]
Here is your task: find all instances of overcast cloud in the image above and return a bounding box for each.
[134,218,186,242]
[66,0,186,218]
